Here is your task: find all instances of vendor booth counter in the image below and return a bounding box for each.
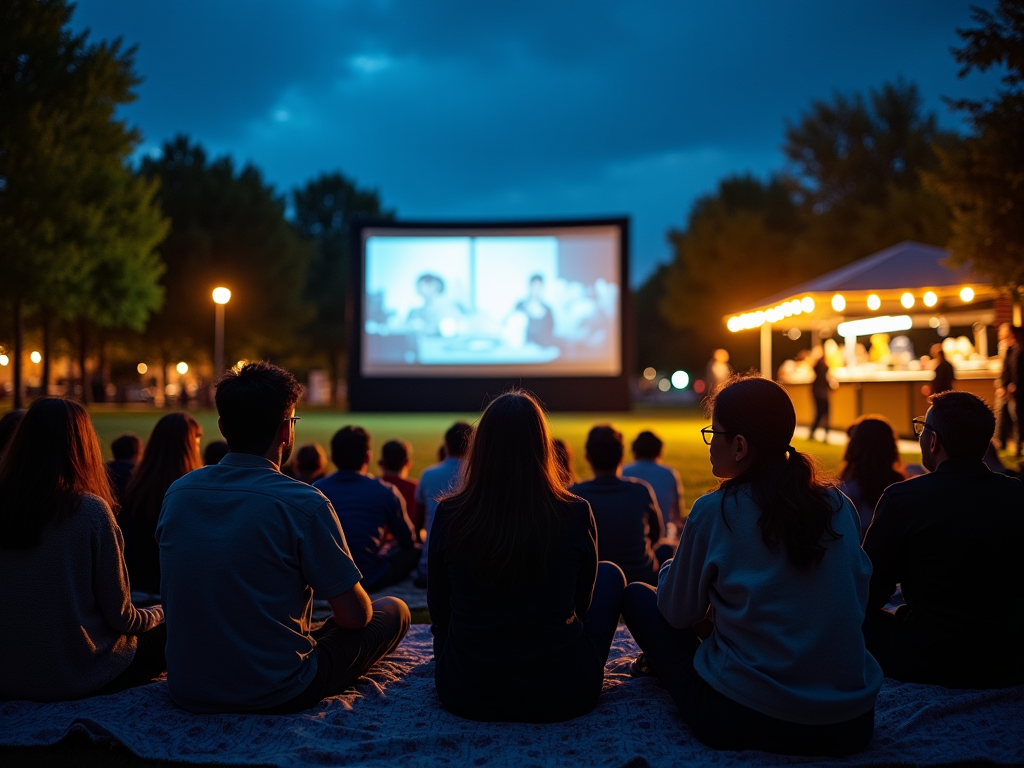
[783,366,999,439]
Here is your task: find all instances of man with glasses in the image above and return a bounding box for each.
[862,391,1024,689]
[157,362,410,713]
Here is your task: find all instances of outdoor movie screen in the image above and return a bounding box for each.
[361,225,623,378]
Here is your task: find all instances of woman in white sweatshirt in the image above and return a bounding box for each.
[621,375,882,755]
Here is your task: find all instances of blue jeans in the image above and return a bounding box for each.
[621,583,873,755]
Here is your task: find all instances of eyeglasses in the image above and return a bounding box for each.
[700,426,732,445]
[911,417,939,439]
[283,417,301,427]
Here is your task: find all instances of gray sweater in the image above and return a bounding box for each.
[0,493,164,701]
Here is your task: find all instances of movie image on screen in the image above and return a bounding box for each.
[362,226,622,378]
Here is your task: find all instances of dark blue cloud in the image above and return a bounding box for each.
[74,0,999,284]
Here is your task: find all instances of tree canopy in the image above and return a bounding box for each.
[292,172,393,397]
[0,0,167,405]
[139,136,312,372]
[929,0,1024,294]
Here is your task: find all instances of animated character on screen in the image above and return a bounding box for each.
[511,274,556,348]
[406,273,465,337]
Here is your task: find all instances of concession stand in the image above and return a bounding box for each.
[723,241,1004,438]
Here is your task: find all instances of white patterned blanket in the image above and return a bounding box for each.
[2,626,1022,767]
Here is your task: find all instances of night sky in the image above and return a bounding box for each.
[73,1,997,286]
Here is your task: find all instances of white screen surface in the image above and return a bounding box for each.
[362,226,622,377]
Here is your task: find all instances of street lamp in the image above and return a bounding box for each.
[212,287,231,378]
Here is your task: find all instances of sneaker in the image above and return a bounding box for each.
[630,653,657,678]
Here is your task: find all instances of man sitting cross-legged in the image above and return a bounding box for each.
[862,390,1024,688]
[157,362,410,714]
[315,427,422,593]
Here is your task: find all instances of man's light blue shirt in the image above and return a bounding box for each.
[414,457,463,579]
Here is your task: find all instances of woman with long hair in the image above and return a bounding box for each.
[622,376,882,755]
[0,399,165,701]
[427,390,626,723]
[839,416,906,538]
[118,413,203,595]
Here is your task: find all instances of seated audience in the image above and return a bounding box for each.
[315,427,421,592]
[622,430,685,532]
[622,376,881,755]
[118,414,203,596]
[157,362,410,714]
[552,437,574,485]
[428,390,626,722]
[863,391,1024,688]
[292,443,328,484]
[107,433,143,502]
[0,398,165,701]
[413,422,474,588]
[202,439,229,466]
[0,408,26,459]
[838,416,906,538]
[571,425,667,584]
[378,439,420,532]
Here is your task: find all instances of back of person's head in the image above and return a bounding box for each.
[710,375,840,570]
[444,422,473,459]
[928,390,995,460]
[121,413,204,524]
[585,424,624,472]
[294,443,327,481]
[379,439,411,474]
[0,398,114,550]
[331,426,371,471]
[0,409,27,458]
[444,390,574,587]
[631,430,663,461]
[202,440,229,466]
[840,415,905,512]
[111,433,143,463]
[215,361,302,455]
[552,438,574,485]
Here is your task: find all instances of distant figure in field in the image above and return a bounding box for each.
[315,427,421,593]
[157,362,409,714]
[838,416,906,539]
[413,422,474,588]
[0,408,26,459]
[0,398,166,702]
[570,425,668,585]
[202,440,229,466]
[552,438,574,486]
[623,376,881,755]
[705,349,732,395]
[378,439,420,533]
[863,391,1024,689]
[118,413,204,596]
[928,344,955,395]
[292,443,328,485]
[428,390,626,722]
[622,430,684,532]
[107,433,143,502]
[809,348,833,441]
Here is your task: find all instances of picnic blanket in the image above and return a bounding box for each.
[2,626,1022,768]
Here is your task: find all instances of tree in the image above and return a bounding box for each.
[929,0,1024,297]
[292,172,394,401]
[0,0,167,406]
[140,137,311,381]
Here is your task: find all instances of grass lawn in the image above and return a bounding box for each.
[84,404,873,513]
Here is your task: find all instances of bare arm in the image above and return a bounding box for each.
[327,583,373,629]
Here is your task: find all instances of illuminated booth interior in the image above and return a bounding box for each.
[723,241,1005,438]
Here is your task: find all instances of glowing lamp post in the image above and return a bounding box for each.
[212,287,231,378]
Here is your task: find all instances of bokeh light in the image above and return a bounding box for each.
[657,378,671,392]
[831,294,846,312]
[176,361,189,375]
[900,292,915,308]
[867,294,881,311]
[212,287,232,304]
[137,363,148,375]
[959,286,975,302]
[30,351,41,364]
[670,370,689,389]
[643,366,656,380]
[923,291,938,307]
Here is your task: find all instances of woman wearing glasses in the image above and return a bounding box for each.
[621,375,882,755]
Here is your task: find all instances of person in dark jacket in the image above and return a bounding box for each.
[571,425,667,584]
[106,433,143,502]
[929,345,955,395]
[863,390,1024,688]
[428,390,626,723]
[809,349,832,441]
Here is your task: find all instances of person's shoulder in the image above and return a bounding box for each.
[78,492,114,520]
[621,475,656,497]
